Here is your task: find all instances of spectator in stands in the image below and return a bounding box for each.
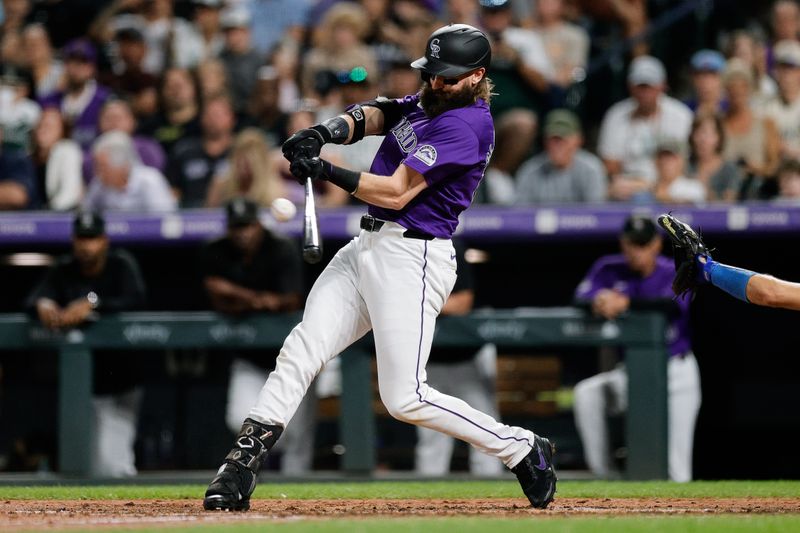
[763,40,800,159]
[727,30,777,104]
[597,55,693,201]
[443,0,481,26]
[774,158,800,202]
[474,108,538,205]
[721,58,781,198]
[321,68,384,174]
[206,128,285,208]
[573,214,700,482]
[248,0,312,57]
[650,138,706,204]
[684,49,727,115]
[515,109,606,204]
[139,67,201,156]
[190,0,225,61]
[83,99,166,179]
[91,0,203,74]
[478,0,554,117]
[1,0,31,36]
[199,197,312,474]
[301,3,377,98]
[219,6,263,113]
[771,1,800,48]
[534,0,589,89]
[0,62,39,152]
[166,94,235,207]
[31,107,83,210]
[0,128,37,209]
[196,59,227,102]
[40,39,112,151]
[83,131,176,212]
[26,210,147,477]
[686,113,743,202]
[416,240,503,477]
[381,50,421,99]
[102,27,158,112]
[247,66,290,148]
[20,23,63,99]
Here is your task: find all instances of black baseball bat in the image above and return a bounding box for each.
[303,177,322,263]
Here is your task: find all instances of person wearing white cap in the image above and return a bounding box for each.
[762,40,800,159]
[597,55,693,201]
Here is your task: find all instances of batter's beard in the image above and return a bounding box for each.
[420,83,478,118]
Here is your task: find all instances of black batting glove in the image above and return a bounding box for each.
[289,156,328,184]
[282,126,330,161]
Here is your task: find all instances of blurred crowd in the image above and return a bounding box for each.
[1,0,799,213]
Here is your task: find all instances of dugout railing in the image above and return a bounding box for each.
[0,309,668,480]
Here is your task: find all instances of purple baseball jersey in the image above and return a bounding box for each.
[368,94,494,238]
[575,254,692,357]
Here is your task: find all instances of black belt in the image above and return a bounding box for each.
[360,215,435,240]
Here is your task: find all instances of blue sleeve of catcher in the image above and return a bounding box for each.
[706,260,757,303]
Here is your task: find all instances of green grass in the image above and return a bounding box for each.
[62,516,800,533]
[0,480,799,500]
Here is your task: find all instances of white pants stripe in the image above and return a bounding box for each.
[249,222,535,468]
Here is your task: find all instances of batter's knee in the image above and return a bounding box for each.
[379,388,426,424]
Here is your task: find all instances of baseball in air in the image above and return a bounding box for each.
[270,197,297,222]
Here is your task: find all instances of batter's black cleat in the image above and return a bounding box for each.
[203,418,283,512]
[512,435,557,509]
[203,462,256,511]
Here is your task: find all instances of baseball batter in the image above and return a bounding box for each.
[203,24,556,511]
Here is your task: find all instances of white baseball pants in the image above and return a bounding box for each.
[249,222,536,468]
[415,344,504,476]
[573,352,701,482]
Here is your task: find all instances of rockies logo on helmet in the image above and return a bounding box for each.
[430,38,441,59]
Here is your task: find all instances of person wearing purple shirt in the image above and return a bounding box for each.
[203,24,557,513]
[572,215,701,483]
[39,39,112,151]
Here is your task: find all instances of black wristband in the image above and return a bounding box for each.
[321,160,361,194]
[345,104,366,143]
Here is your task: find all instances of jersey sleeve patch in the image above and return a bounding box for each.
[412,144,438,166]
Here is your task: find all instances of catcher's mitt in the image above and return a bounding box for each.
[657,214,712,297]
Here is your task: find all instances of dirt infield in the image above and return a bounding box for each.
[1,498,799,530]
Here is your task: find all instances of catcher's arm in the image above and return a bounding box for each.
[740,273,800,311]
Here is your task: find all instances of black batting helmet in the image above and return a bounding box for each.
[411,24,491,78]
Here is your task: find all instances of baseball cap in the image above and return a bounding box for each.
[73,211,106,238]
[115,26,145,43]
[655,137,688,157]
[226,197,260,227]
[0,63,33,89]
[220,7,251,29]
[621,215,657,245]
[62,38,97,64]
[690,49,725,73]
[544,109,582,137]
[774,39,800,67]
[479,0,511,10]
[193,0,223,7]
[628,55,666,86]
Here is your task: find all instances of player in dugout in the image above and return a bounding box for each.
[203,23,557,512]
